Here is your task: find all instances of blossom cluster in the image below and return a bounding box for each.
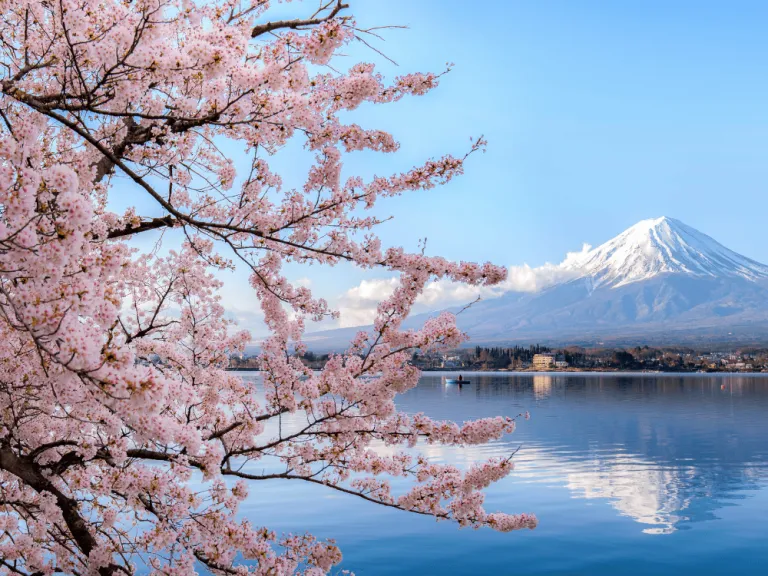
[0,1,533,574]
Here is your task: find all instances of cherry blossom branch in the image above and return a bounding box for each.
[0,2,522,573]
[251,0,350,38]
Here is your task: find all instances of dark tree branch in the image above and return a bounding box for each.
[106,215,176,239]
[251,0,349,38]
[0,445,125,576]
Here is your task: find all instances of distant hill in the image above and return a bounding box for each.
[305,217,768,351]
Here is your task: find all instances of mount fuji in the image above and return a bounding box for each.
[307,217,768,349]
[558,217,768,288]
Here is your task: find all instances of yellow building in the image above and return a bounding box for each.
[532,353,555,369]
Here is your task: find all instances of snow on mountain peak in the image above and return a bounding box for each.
[563,216,768,288]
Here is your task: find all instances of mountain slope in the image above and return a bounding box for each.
[447,275,768,341]
[564,217,768,288]
[306,217,768,349]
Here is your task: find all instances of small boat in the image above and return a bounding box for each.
[445,378,470,384]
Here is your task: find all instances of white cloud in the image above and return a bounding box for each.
[335,243,593,327]
[503,244,590,292]
[336,277,500,328]
[337,278,399,327]
[223,243,595,334]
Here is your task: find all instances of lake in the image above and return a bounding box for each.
[240,372,768,575]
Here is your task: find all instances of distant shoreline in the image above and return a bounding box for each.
[419,367,768,374]
[227,367,768,375]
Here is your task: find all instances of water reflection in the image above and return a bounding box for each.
[235,372,768,574]
[532,375,552,399]
[398,373,768,535]
[562,453,690,534]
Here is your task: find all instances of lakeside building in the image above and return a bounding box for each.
[533,353,556,369]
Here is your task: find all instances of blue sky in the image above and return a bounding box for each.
[121,0,768,333]
[340,0,768,264]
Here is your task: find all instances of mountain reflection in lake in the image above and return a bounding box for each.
[239,373,768,575]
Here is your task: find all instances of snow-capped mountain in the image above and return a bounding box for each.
[307,217,768,349]
[563,217,768,288]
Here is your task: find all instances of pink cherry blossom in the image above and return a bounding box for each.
[0,1,533,574]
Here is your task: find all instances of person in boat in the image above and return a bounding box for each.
[457,374,464,383]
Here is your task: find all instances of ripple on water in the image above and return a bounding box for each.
[239,372,768,575]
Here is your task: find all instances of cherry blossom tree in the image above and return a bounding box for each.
[0,1,535,574]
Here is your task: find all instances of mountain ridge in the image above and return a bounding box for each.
[305,217,768,350]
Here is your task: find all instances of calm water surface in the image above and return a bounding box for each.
[241,372,768,575]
